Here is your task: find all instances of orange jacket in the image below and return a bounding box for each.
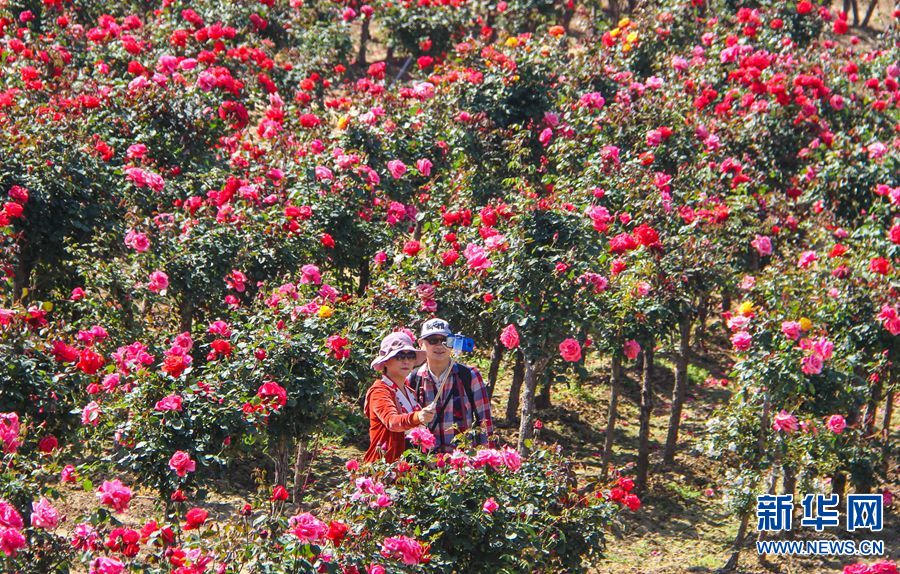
[363,379,420,463]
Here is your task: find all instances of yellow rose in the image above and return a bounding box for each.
[318,305,334,319]
[799,317,812,331]
[738,301,754,316]
[626,31,639,43]
[618,17,631,28]
[337,115,350,130]
[505,37,519,48]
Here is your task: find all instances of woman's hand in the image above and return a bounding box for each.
[417,405,436,425]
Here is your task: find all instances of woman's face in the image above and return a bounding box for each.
[383,351,418,382]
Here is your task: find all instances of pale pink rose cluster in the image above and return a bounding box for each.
[380,535,428,565]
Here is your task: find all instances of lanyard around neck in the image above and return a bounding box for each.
[384,377,417,413]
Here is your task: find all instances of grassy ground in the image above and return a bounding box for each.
[472,337,899,574]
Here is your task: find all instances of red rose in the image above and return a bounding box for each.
[184,508,208,530]
[76,348,105,375]
[633,224,660,247]
[326,520,350,545]
[38,435,58,453]
[440,250,459,266]
[3,202,23,218]
[271,485,289,501]
[870,257,892,275]
[403,240,422,256]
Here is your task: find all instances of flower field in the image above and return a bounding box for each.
[0,0,897,572]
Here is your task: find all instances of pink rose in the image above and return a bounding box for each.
[500,324,519,349]
[380,535,428,565]
[96,479,132,513]
[772,410,798,433]
[730,331,752,351]
[60,464,76,483]
[797,250,818,269]
[801,353,824,375]
[81,401,101,426]
[30,497,60,530]
[0,500,23,529]
[623,340,641,360]
[0,412,20,454]
[751,235,772,256]
[826,415,846,434]
[408,427,436,451]
[482,497,499,513]
[416,158,433,176]
[559,338,582,362]
[877,305,900,336]
[300,264,322,285]
[154,394,183,412]
[781,321,802,340]
[0,527,26,557]
[124,229,150,252]
[387,160,407,179]
[90,557,124,574]
[288,512,328,543]
[462,243,492,272]
[147,270,169,293]
[168,451,197,477]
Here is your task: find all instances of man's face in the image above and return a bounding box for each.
[420,334,449,362]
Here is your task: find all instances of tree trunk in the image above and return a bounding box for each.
[695,291,708,351]
[562,1,575,33]
[635,341,655,493]
[664,311,692,465]
[12,244,33,302]
[291,438,307,504]
[721,290,732,338]
[357,17,371,67]
[273,434,292,487]
[517,356,547,455]
[862,0,878,27]
[782,466,796,497]
[601,354,623,481]
[505,350,525,424]
[487,336,504,397]
[113,281,136,334]
[535,375,552,410]
[863,375,884,436]
[722,513,751,572]
[723,389,772,570]
[882,391,894,476]
[608,0,619,19]
[357,258,370,296]
[832,473,847,498]
[849,0,860,26]
[179,296,194,333]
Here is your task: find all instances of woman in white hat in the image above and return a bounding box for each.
[363,331,435,463]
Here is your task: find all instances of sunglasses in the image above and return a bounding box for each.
[424,336,447,346]
[394,351,418,361]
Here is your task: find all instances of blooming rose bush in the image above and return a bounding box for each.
[333,435,629,572]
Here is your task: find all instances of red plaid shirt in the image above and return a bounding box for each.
[410,362,494,453]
